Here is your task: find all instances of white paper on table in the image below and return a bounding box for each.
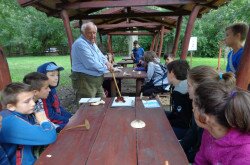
[142,100,160,108]
[111,96,135,107]
[79,97,101,104]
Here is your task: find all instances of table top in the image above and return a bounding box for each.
[104,67,147,79]
[117,60,134,65]
[35,98,188,165]
[122,57,133,61]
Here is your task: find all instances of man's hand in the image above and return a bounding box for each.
[106,62,114,72]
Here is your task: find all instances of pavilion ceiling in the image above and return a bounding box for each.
[18,0,230,34]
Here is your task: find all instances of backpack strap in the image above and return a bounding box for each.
[154,62,167,87]
[16,145,23,165]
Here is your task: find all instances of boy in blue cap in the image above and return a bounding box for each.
[37,62,72,132]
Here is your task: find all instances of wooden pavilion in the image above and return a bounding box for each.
[0,0,250,99]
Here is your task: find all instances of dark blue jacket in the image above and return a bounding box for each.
[132,47,144,63]
[37,62,72,130]
[0,110,56,165]
[0,145,10,165]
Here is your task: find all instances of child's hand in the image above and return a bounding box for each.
[34,111,48,124]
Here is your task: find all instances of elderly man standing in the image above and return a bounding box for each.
[70,22,113,101]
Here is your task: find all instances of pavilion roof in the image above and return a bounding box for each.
[18,0,230,34]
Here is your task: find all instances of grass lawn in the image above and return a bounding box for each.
[7,55,227,87]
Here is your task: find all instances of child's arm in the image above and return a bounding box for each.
[43,98,71,124]
[0,115,56,145]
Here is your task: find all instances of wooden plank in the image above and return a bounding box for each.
[108,32,154,35]
[117,60,134,67]
[98,22,162,29]
[122,57,133,61]
[86,101,137,164]
[35,100,112,165]
[78,11,190,20]
[135,98,189,165]
[63,0,195,9]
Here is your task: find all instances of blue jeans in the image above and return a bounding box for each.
[0,145,10,165]
[173,127,188,140]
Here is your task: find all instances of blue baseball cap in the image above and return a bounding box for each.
[46,63,64,71]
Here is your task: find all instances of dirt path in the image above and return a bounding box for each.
[57,79,137,113]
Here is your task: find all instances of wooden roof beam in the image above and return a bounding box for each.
[107,32,154,35]
[71,11,190,20]
[18,0,41,7]
[100,7,124,14]
[60,0,196,9]
[97,22,162,29]
[131,18,176,29]
[99,27,157,34]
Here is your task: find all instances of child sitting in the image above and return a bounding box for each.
[181,66,236,163]
[193,82,250,164]
[141,51,168,96]
[0,83,56,165]
[23,72,62,132]
[23,72,51,113]
[163,53,174,66]
[37,62,72,131]
[166,59,192,139]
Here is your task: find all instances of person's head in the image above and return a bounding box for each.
[167,60,190,85]
[143,51,157,63]
[187,66,236,99]
[163,53,174,65]
[37,62,64,87]
[133,40,140,49]
[0,83,35,114]
[193,82,250,133]
[81,22,97,44]
[225,23,249,47]
[23,72,51,101]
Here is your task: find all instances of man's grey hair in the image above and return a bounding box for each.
[81,22,97,33]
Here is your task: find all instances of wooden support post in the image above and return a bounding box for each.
[154,33,160,54]
[0,47,12,109]
[217,47,222,72]
[107,35,113,54]
[158,26,165,58]
[150,34,157,51]
[236,29,250,90]
[172,16,183,57]
[180,5,201,59]
[61,10,74,65]
[99,33,104,53]
[79,20,82,34]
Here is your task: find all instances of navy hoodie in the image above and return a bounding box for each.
[37,62,72,131]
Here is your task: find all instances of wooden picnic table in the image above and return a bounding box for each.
[122,56,133,61]
[35,98,188,165]
[104,67,147,96]
[117,60,134,67]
